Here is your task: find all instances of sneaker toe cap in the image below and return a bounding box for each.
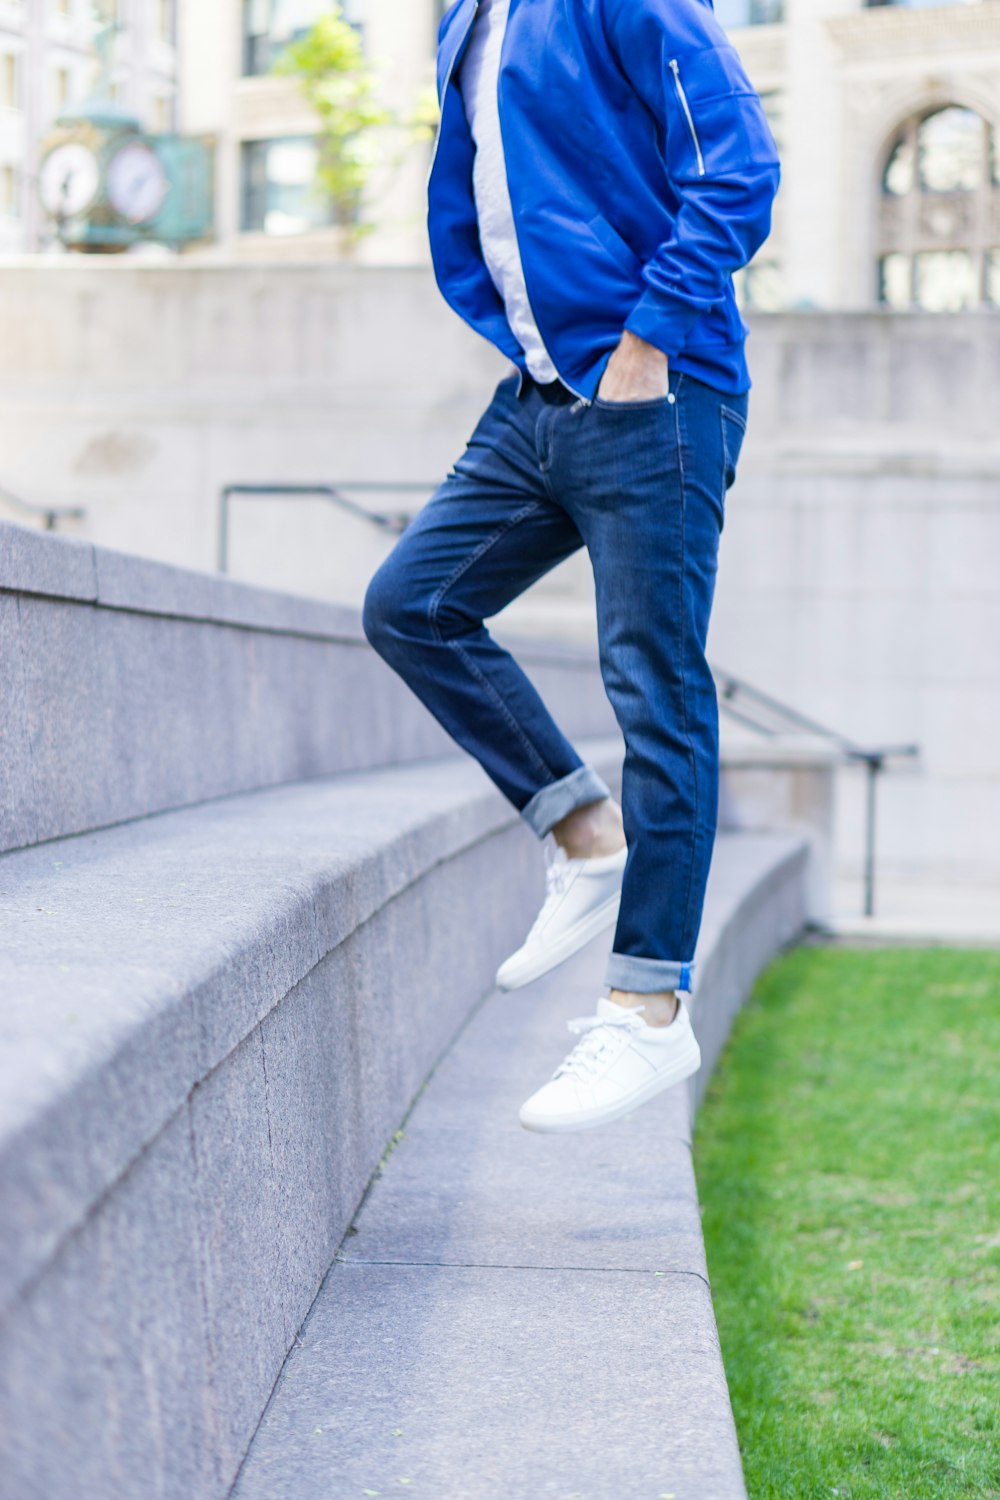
[518,1077,590,1130]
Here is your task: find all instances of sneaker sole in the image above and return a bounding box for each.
[518,1035,702,1134]
[495,890,622,991]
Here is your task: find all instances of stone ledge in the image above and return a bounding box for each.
[0,521,617,857]
[0,740,624,1320]
[1,519,612,667]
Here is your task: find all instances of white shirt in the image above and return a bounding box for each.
[457,0,558,384]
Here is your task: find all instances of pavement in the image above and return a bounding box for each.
[829,876,1000,946]
[231,928,747,1500]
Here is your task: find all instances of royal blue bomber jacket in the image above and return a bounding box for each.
[428,0,781,399]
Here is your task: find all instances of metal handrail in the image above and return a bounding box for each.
[713,665,919,919]
[0,483,87,532]
[213,487,916,919]
[217,482,425,574]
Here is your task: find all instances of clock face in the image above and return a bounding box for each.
[106,141,169,225]
[39,142,100,217]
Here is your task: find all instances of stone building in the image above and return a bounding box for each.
[0,0,179,253]
[6,0,999,285]
[177,0,441,263]
[726,0,1000,312]
[175,0,1000,303]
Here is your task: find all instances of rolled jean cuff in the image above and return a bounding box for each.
[520,765,612,839]
[604,953,695,995]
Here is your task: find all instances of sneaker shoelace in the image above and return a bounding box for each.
[524,840,575,941]
[553,1007,647,1083]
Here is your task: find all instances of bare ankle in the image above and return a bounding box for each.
[608,988,679,1027]
[551,798,625,859]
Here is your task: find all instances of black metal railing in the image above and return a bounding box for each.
[216,481,423,574]
[214,485,917,920]
[714,666,919,919]
[0,483,87,532]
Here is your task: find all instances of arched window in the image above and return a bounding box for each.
[877,105,1000,310]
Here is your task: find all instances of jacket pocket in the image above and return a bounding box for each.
[585,213,642,275]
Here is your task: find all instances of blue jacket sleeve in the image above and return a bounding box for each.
[600,0,781,357]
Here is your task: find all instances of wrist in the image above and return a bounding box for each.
[598,330,670,401]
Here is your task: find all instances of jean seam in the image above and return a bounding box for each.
[673,378,700,948]
[427,500,559,783]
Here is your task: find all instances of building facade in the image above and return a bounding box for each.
[166,0,1000,299]
[726,0,1000,312]
[0,0,179,254]
[179,0,1000,305]
[6,0,999,291]
[177,0,443,263]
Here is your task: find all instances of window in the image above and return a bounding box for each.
[987,250,1000,307]
[151,92,173,132]
[914,250,978,313]
[1,163,17,218]
[53,65,72,113]
[713,0,784,27]
[242,0,366,77]
[241,136,335,234]
[917,107,983,193]
[758,90,784,157]
[734,260,784,312]
[155,0,175,45]
[879,252,910,310]
[877,106,999,310]
[2,53,20,112]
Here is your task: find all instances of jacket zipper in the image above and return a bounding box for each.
[491,1,587,405]
[669,59,706,178]
[427,2,480,184]
[431,0,590,404]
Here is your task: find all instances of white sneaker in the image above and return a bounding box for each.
[519,996,702,1133]
[495,841,627,991]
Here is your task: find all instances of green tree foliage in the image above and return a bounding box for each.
[273,7,439,238]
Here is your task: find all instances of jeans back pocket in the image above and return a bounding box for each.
[720,404,747,493]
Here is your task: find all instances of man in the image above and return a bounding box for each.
[363,0,780,1132]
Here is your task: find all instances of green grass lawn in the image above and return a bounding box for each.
[694,945,1000,1500]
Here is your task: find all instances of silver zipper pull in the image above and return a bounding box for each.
[669,59,707,178]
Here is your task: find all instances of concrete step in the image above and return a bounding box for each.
[0,517,617,855]
[0,741,621,1500]
[231,831,808,1500]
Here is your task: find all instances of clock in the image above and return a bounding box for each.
[39,142,100,218]
[106,141,169,225]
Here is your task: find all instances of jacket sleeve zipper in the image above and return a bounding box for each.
[669,59,706,178]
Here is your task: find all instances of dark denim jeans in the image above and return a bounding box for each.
[363,368,748,994]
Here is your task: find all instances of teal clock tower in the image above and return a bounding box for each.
[38,21,214,253]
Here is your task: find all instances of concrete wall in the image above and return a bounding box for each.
[0,263,997,888]
[0,518,616,855]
